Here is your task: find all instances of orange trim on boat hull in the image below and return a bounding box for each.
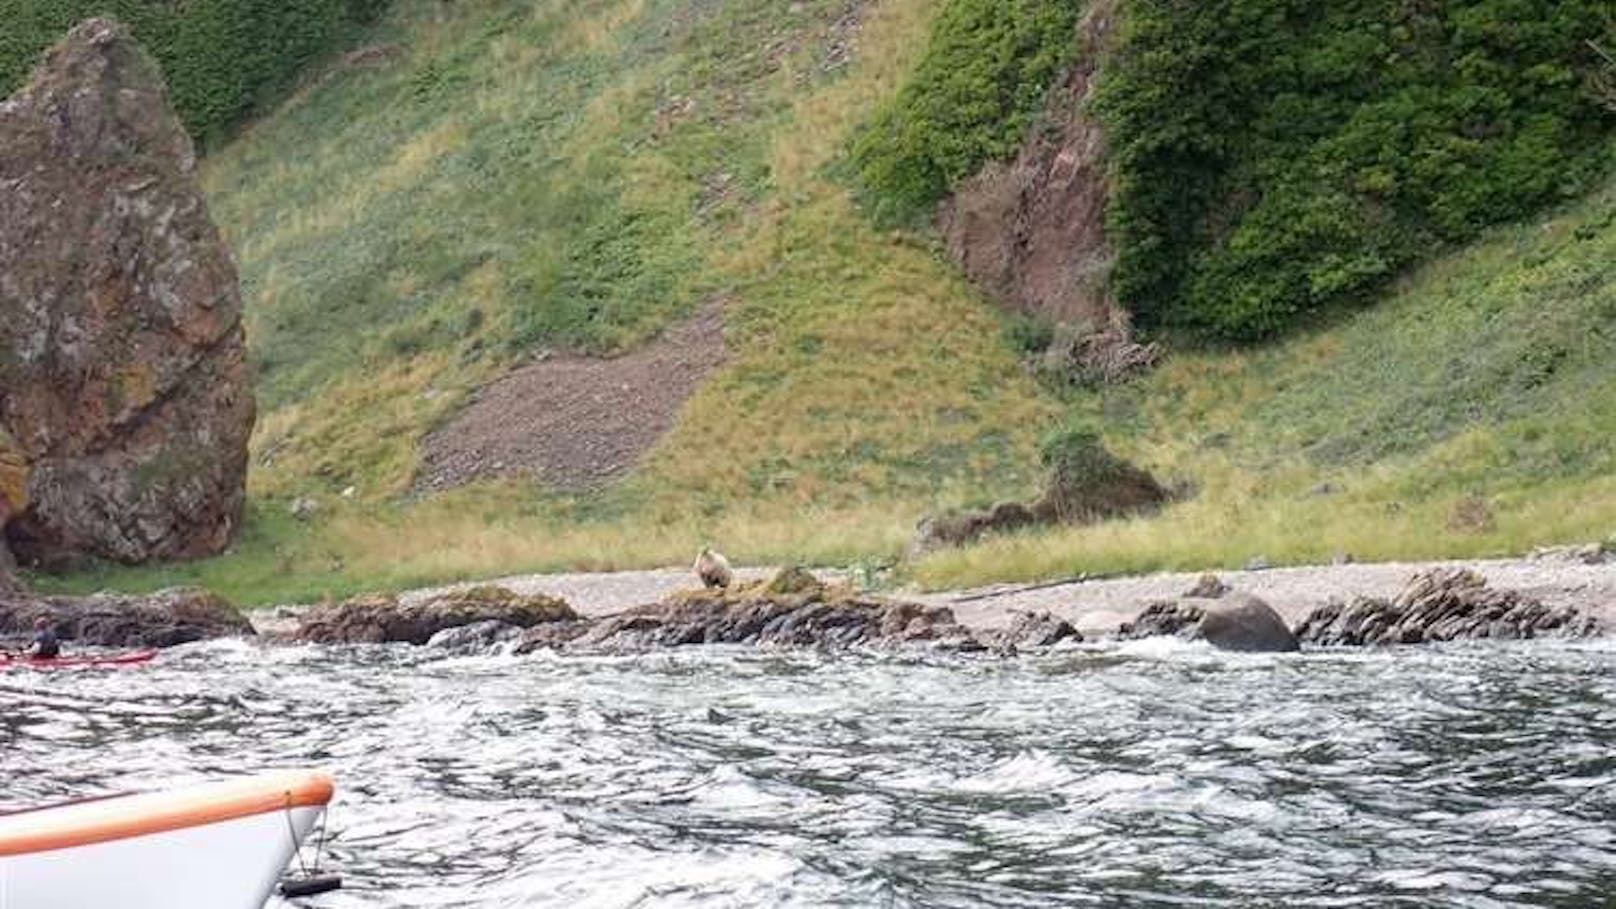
[0,771,334,856]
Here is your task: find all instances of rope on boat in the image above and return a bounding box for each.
[279,794,342,898]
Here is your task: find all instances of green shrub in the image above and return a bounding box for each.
[846,0,1082,224]
[0,0,389,144]
[1036,423,1168,520]
[1039,423,1109,478]
[1097,0,1614,339]
[1002,311,1056,356]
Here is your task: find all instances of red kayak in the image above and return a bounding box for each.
[0,649,157,669]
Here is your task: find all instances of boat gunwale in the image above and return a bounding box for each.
[0,771,334,856]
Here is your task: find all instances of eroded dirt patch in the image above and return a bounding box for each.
[937,0,1117,326]
[418,304,725,492]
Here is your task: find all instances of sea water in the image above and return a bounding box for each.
[3,638,1614,907]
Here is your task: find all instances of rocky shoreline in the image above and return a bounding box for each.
[257,553,1610,655]
[3,552,1610,655]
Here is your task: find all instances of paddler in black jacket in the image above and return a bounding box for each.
[25,615,60,659]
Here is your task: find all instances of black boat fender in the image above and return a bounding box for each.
[280,874,343,898]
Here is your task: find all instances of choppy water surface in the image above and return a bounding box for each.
[3,639,1615,907]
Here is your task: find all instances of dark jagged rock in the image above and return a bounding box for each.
[0,19,254,566]
[1118,600,1203,639]
[978,611,1083,652]
[295,586,577,645]
[516,567,987,654]
[1294,568,1600,646]
[511,618,598,651]
[575,591,969,651]
[1119,590,1298,652]
[0,587,252,648]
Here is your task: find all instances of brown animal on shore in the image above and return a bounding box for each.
[693,548,733,589]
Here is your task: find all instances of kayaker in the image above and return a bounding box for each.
[25,615,60,659]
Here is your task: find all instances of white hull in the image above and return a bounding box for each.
[0,806,322,909]
[0,771,334,909]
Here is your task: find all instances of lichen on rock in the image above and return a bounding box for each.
[294,585,579,645]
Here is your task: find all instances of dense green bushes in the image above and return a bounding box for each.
[846,0,1082,223]
[0,0,388,143]
[1097,0,1614,339]
[852,0,1611,340]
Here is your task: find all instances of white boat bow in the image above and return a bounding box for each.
[0,770,335,909]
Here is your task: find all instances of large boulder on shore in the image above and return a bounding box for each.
[1119,578,1299,652]
[0,19,254,566]
[294,586,578,645]
[0,587,252,648]
[1196,593,1300,653]
[1294,568,1600,646]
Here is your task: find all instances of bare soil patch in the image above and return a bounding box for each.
[938,0,1118,326]
[418,304,725,492]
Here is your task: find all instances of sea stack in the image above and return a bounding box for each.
[0,19,255,565]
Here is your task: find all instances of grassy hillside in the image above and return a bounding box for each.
[916,151,1616,587]
[29,0,1616,605]
[37,0,1056,603]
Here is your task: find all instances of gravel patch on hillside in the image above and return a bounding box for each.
[418,303,725,492]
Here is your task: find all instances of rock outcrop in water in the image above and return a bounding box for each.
[294,586,578,645]
[977,611,1083,650]
[1118,576,1299,652]
[284,568,1088,655]
[0,19,254,566]
[510,568,1084,654]
[520,568,983,652]
[0,586,252,648]
[1293,568,1601,646]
